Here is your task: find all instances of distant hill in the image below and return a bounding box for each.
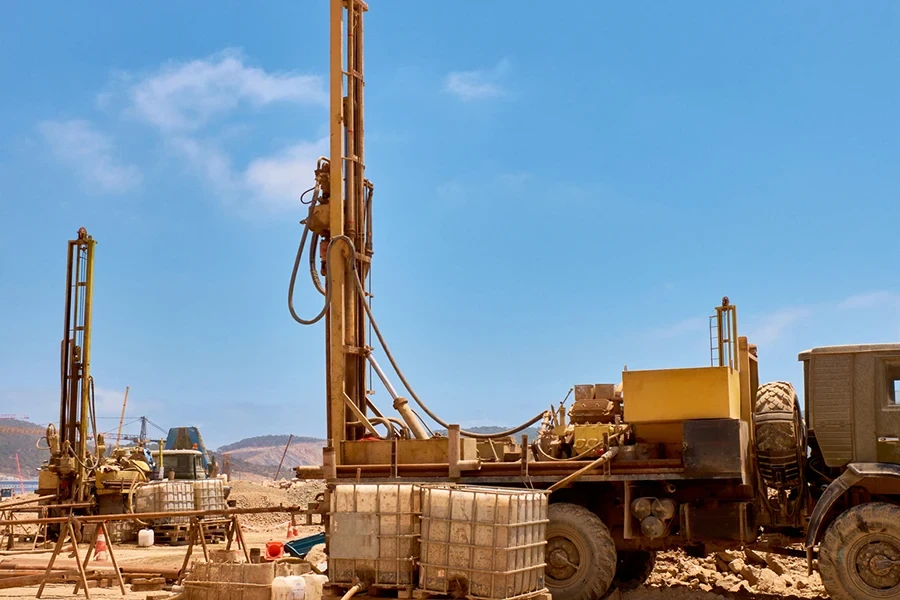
[0,418,48,477]
[215,434,325,481]
[218,435,324,453]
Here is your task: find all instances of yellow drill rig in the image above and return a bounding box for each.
[288,4,900,600]
[37,228,152,526]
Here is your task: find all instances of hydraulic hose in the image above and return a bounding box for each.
[89,376,98,452]
[309,232,325,296]
[288,188,329,325]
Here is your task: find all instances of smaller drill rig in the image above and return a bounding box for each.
[38,227,100,503]
[38,228,152,514]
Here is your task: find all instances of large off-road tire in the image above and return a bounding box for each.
[613,550,656,591]
[545,503,617,600]
[754,381,805,489]
[819,502,900,600]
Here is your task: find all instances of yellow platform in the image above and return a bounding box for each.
[623,366,741,423]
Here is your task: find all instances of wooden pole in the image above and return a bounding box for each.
[101,522,126,595]
[274,434,294,481]
[233,515,250,563]
[68,521,91,599]
[72,523,100,596]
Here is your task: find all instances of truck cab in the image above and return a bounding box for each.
[801,343,900,470]
[158,449,207,481]
[800,343,900,600]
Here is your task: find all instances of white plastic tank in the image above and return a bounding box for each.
[272,575,306,600]
[418,484,549,600]
[193,478,226,511]
[137,528,154,547]
[329,483,420,586]
[134,481,193,525]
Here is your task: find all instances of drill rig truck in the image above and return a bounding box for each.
[290,3,900,600]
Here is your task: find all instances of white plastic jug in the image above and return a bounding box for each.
[137,528,154,547]
[300,574,328,600]
[272,576,306,600]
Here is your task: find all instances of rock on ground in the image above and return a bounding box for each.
[630,549,826,599]
[228,479,325,531]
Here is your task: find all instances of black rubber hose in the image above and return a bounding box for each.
[288,188,329,325]
[309,232,325,296]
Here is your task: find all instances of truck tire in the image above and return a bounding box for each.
[819,502,900,600]
[754,381,805,489]
[545,503,617,600]
[613,550,656,591]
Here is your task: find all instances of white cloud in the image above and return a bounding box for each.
[168,135,239,193]
[40,49,329,212]
[840,291,900,309]
[244,138,328,208]
[129,48,326,131]
[745,307,810,346]
[38,119,141,193]
[117,49,328,211]
[444,58,510,101]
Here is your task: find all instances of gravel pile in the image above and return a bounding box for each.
[631,548,826,599]
[228,479,325,530]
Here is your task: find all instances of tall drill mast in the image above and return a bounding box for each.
[325,0,373,459]
[56,227,96,501]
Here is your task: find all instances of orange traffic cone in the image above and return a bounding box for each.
[94,529,109,561]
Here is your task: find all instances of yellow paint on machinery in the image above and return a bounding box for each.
[623,366,742,423]
[37,469,59,496]
[95,467,149,495]
[572,423,619,452]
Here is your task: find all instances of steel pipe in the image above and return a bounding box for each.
[0,504,314,527]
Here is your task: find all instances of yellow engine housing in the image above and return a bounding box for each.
[572,423,618,452]
[95,468,148,495]
[623,366,741,423]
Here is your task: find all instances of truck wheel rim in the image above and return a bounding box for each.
[546,535,584,585]
[850,534,900,594]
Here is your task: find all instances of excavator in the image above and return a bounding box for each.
[289,3,900,600]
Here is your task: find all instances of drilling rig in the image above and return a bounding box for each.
[290,4,900,600]
[37,227,99,503]
[37,229,153,521]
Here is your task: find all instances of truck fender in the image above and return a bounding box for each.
[804,462,900,548]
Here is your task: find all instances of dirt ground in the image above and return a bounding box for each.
[0,481,828,600]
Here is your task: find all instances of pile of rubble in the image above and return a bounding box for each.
[228,479,325,531]
[635,548,826,598]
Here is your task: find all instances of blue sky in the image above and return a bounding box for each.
[1,3,899,450]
